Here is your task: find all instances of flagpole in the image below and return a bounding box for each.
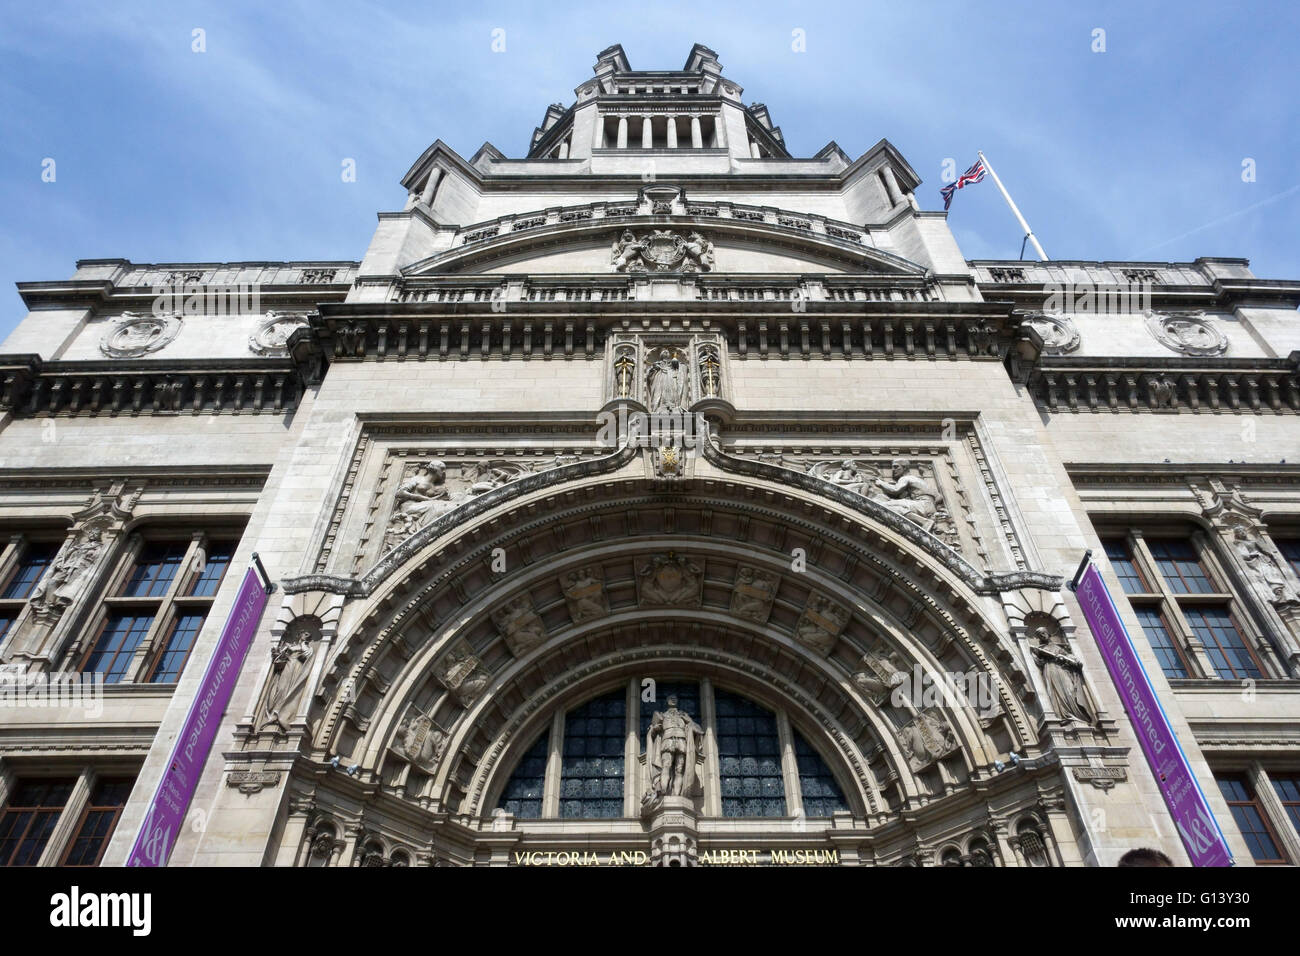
[977,150,1048,261]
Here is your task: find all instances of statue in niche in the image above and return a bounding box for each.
[29,526,106,622]
[897,708,958,772]
[385,459,454,548]
[645,348,690,414]
[1030,627,1097,726]
[644,695,705,802]
[867,459,939,530]
[1232,526,1296,603]
[259,619,316,732]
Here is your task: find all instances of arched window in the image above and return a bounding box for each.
[494,678,852,821]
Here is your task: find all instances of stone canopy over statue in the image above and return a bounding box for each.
[643,695,705,809]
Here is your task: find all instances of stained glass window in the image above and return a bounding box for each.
[793,729,847,817]
[499,731,549,819]
[638,680,700,740]
[715,689,786,818]
[560,691,625,818]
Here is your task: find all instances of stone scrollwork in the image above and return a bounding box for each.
[611,229,714,273]
[249,311,311,357]
[793,594,850,655]
[636,552,704,607]
[1145,310,1228,356]
[1021,312,1080,355]
[99,311,182,358]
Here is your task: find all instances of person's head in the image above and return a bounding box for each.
[425,459,446,481]
[666,695,678,709]
[1117,847,1174,867]
[891,457,909,476]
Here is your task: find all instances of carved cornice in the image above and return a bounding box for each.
[0,354,304,417]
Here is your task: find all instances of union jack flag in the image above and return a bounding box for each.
[940,158,987,210]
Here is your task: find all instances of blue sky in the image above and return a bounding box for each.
[2,0,1297,341]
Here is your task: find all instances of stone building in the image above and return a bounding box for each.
[1,43,1299,867]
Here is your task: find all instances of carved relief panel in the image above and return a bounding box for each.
[603,332,731,409]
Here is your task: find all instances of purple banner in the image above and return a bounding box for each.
[1074,561,1233,867]
[127,566,268,866]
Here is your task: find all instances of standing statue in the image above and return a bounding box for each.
[1031,627,1097,726]
[645,349,689,414]
[260,621,316,732]
[1233,526,1295,602]
[29,527,105,620]
[868,459,939,529]
[644,695,704,801]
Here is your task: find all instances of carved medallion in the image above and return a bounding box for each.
[793,595,850,655]
[436,641,490,708]
[390,705,450,773]
[1022,312,1080,355]
[492,594,547,657]
[1145,310,1227,356]
[636,553,704,607]
[898,708,958,771]
[249,311,310,356]
[730,566,778,623]
[99,312,182,358]
[611,229,714,273]
[560,565,609,622]
[852,647,907,706]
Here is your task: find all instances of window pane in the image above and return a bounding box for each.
[0,779,74,867]
[122,543,188,598]
[639,680,700,741]
[793,729,846,817]
[149,614,206,683]
[1217,775,1285,863]
[1,543,59,600]
[83,614,153,683]
[560,691,625,818]
[1103,539,1145,595]
[715,689,786,818]
[1276,540,1300,580]
[0,613,14,645]
[188,542,234,598]
[1147,540,1215,594]
[1271,774,1300,838]
[498,731,550,819]
[1134,607,1187,678]
[1186,608,1261,680]
[62,778,132,867]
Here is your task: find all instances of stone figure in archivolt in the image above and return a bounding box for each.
[644,695,704,806]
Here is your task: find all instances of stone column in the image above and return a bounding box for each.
[666,118,677,148]
[38,768,95,866]
[700,678,722,817]
[542,708,565,818]
[557,138,569,159]
[641,116,653,149]
[880,164,904,206]
[592,113,605,148]
[419,166,443,207]
[690,115,703,148]
[1249,762,1300,862]
[616,116,627,149]
[749,139,761,159]
[624,678,641,818]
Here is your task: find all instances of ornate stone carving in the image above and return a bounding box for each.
[730,566,778,623]
[249,311,310,356]
[492,594,547,656]
[383,458,534,552]
[643,694,705,806]
[1072,766,1127,792]
[1232,525,1298,605]
[1146,373,1178,408]
[793,594,850,654]
[1145,310,1228,356]
[866,458,941,531]
[897,708,958,771]
[645,346,691,413]
[1022,312,1080,354]
[852,646,907,706]
[1030,627,1098,726]
[636,552,704,607]
[390,705,449,773]
[611,229,714,273]
[697,343,722,398]
[560,566,609,622]
[436,641,490,707]
[99,311,182,358]
[259,617,318,732]
[28,522,108,624]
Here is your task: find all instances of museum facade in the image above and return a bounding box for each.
[2,44,1299,867]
